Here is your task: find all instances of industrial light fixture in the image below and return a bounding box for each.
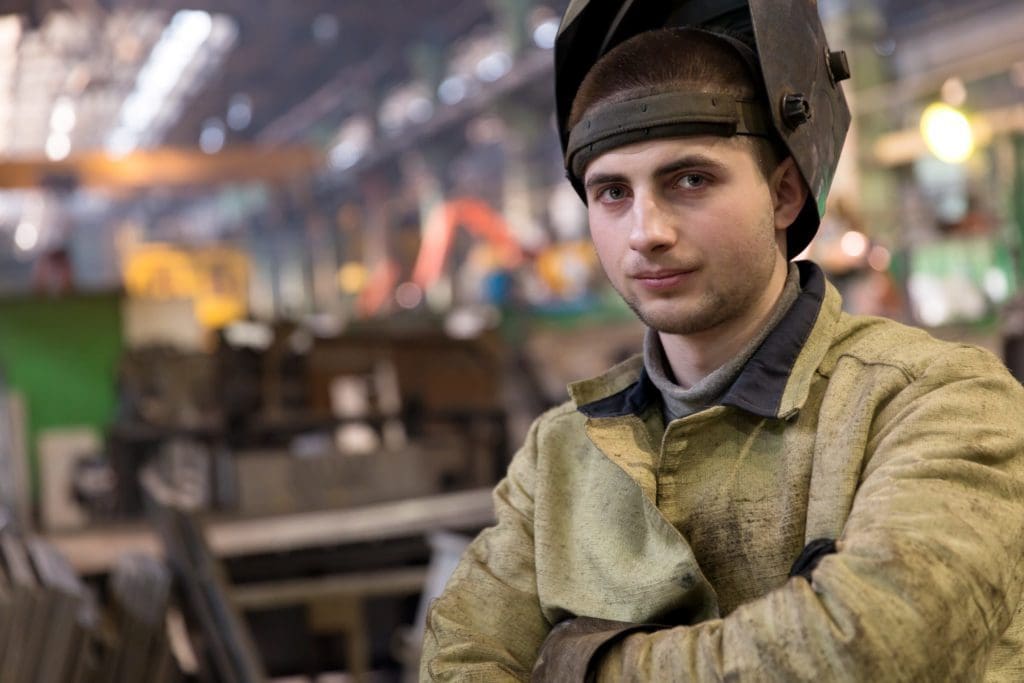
[920,102,975,164]
[475,50,512,82]
[527,7,559,50]
[50,97,77,134]
[406,95,434,124]
[199,117,226,154]
[107,10,237,157]
[437,75,468,105]
[839,230,869,259]
[45,132,72,161]
[44,96,77,160]
[532,19,559,49]
[328,117,373,171]
[226,93,253,131]
[14,220,39,252]
[378,84,434,134]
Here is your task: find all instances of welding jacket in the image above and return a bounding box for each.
[420,262,1024,682]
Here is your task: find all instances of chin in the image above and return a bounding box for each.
[634,303,725,336]
[647,317,723,336]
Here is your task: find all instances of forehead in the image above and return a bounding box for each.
[584,134,755,180]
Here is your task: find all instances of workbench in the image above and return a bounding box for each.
[46,488,495,576]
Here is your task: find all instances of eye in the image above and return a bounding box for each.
[676,173,707,190]
[596,185,629,203]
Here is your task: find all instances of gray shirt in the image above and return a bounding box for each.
[644,264,802,423]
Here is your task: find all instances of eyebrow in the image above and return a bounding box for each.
[584,154,729,191]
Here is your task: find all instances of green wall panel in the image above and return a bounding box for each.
[0,294,122,498]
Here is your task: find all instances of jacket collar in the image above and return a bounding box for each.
[568,261,839,421]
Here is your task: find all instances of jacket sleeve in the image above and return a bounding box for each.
[420,416,549,682]
[586,346,1024,681]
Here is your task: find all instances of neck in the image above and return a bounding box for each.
[660,259,789,388]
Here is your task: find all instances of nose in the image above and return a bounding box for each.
[628,191,678,253]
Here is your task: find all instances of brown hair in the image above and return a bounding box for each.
[568,28,784,176]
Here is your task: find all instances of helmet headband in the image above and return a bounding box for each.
[565,90,773,184]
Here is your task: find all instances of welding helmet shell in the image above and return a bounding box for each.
[555,0,852,258]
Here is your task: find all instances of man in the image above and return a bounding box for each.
[421,1,1024,680]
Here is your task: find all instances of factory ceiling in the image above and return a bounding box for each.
[0,0,571,275]
[0,0,557,167]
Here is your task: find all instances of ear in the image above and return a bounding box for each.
[770,157,809,231]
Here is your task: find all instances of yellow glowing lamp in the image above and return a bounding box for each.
[338,262,369,294]
[920,103,975,164]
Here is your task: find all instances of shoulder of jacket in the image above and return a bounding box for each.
[534,399,584,429]
[521,399,589,446]
[824,312,1006,382]
[517,400,591,460]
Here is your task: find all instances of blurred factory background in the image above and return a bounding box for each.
[0,0,1022,680]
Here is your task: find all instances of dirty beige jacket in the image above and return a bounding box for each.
[421,263,1024,681]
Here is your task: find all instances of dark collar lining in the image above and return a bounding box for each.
[578,261,826,420]
[720,262,825,417]
[578,367,657,419]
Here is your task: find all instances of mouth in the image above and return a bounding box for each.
[631,268,697,290]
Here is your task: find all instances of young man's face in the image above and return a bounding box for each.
[583,134,791,338]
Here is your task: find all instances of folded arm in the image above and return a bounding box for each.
[544,348,1024,681]
[421,418,549,682]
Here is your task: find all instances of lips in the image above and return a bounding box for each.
[631,267,697,290]
[632,269,691,280]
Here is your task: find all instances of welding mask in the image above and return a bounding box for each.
[555,0,852,257]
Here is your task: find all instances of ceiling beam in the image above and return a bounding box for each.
[0,145,324,189]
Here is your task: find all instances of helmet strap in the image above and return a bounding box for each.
[565,90,773,186]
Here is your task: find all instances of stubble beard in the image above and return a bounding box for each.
[622,288,733,335]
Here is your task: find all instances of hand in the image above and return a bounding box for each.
[532,617,662,682]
